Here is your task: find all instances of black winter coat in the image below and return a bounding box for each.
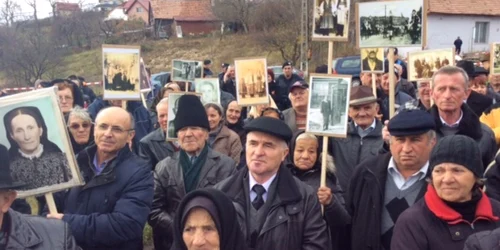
[347,153,427,250]
[275,74,303,110]
[148,149,237,250]
[215,166,330,250]
[464,226,500,250]
[138,128,176,169]
[3,209,79,250]
[392,185,500,250]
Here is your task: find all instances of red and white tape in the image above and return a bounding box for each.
[3,82,102,92]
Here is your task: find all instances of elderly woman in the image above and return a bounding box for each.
[173,188,247,250]
[67,106,94,155]
[391,135,500,250]
[4,106,71,191]
[287,131,351,249]
[205,103,242,164]
[51,79,84,116]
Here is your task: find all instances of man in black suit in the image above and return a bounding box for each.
[362,48,383,71]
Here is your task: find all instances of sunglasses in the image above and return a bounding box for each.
[69,122,92,130]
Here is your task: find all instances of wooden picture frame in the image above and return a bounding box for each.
[234,57,269,106]
[172,59,197,82]
[102,44,142,100]
[312,0,350,42]
[407,48,455,81]
[491,43,500,76]
[195,78,221,106]
[360,48,385,72]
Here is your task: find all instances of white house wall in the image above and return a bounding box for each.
[426,14,500,53]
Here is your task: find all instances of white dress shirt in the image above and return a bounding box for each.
[249,172,277,203]
[388,157,429,190]
[439,111,463,128]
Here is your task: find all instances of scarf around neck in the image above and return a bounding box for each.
[180,144,209,193]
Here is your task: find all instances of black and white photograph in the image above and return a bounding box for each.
[491,43,500,75]
[172,59,197,82]
[102,44,141,100]
[0,87,83,198]
[166,92,202,141]
[195,78,221,105]
[357,0,424,48]
[194,61,204,78]
[306,74,351,137]
[312,0,350,41]
[361,48,385,72]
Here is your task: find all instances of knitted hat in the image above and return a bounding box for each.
[429,135,483,177]
[174,94,210,134]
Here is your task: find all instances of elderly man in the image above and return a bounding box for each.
[348,109,437,250]
[330,86,384,192]
[283,80,309,132]
[379,67,414,120]
[148,94,236,250]
[139,98,179,169]
[221,65,237,97]
[429,65,496,171]
[402,81,431,111]
[47,107,154,250]
[275,61,303,110]
[216,117,330,250]
[0,146,78,249]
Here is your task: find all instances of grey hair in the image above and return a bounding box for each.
[156,97,169,109]
[67,106,91,125]
[417,81,430,88]
[431,66,469,91]
[296,132,318,143]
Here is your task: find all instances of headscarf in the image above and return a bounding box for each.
[173,188,248,250]
[287,130,323,174]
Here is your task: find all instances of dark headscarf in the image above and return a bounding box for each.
[224,100,245,138]
[49,79,85,109]
[4,106,63,158]
[173,188,247,250]
[287,130,324,175]
[67,123,95,155]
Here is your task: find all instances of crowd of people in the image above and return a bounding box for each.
[3,50,500,250]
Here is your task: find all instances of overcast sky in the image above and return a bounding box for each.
[14,0,99,19]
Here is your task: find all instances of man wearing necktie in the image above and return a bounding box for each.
[149,94,237,250]
[216,117,330,250]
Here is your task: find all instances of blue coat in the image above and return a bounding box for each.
[61,145,154,250]
[87,98,154,153]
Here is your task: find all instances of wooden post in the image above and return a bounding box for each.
[45,193,58,214]
[185,82,190,93]
[388,48,396,118]
[121,100,127,110]
[371,73,377,98]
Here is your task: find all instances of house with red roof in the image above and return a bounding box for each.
[426,0,500,53]
[150,0,220,38]
[55,2,81,16]
[123,0,151,25]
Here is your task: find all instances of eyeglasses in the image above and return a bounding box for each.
[96,123,134,134]
[68,122,92,130]
[59,96,73,101]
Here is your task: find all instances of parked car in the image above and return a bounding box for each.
[151,72,171,87]
[332,56,361,86]
[268,66,305,78]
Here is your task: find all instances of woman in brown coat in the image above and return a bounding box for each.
[205,103,242,164]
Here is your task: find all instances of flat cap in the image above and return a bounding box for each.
[388,109,436,136]
[244,117,293,142]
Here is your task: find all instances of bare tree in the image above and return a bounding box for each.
[212,0,260,33]
[0,0,21,27]
[25,0,38,22]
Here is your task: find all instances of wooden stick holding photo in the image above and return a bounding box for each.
[122,100,127,110]
[322,41,335,190]
[371,73,377,98]
[388,48,396,118]
[45,192,58,214]
[140,88,151,109]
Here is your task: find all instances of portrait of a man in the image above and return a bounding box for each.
[361,48,384,72]
[3,106,72,191]
[195,79,221,105]
[167,96,180,139]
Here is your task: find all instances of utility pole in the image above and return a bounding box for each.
[300,0,309,77]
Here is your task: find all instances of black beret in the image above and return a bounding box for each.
[388,109,436,136]
[244,117,293,142]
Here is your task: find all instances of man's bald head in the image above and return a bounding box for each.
[96,107,134,130]
[94,107,135,156]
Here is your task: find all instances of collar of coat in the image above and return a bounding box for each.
[429,103,483,140]
[424,184,499,224]
[77,144,133,185]
[4,209,42,248]
[220,165,302,205]
[347,119,383,137]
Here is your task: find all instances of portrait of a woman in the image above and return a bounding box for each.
[3,106,72,191]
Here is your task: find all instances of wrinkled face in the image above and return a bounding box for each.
[68,116,92,145]
[58,88,74,114]
[283,66,293,77]
[246,131,289,177]
[432,163,476,203]
[418,82,431,103]
[361,73,373,87]
[293,138,318,170]
[182,208,220,250]
[381,73,390,92]
[228,67,235,78]
[206,107,222,131]
[349,102,378,128]
[431,73,469,113]
[390,133,435,170]
[226,101,241,125]
[200,83,215,103]
[157,103,169,131]
[94,111,135,155]
[290,88,308,109]
[178,127,208,154]
[10,114,42,154]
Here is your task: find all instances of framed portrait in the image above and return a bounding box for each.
[234,57,269,106]
[312,0,350,41]
[360,48,385,72]
[407,48,455,81]
[172,59,197,82]
[306,74,351,138]
[102,44,141,100]
[195,78,221,105]
[491,43,500,76]
[166,92,202,141]
[0,87,83,198]
[356,0,424,48]
[194,61,204,79]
